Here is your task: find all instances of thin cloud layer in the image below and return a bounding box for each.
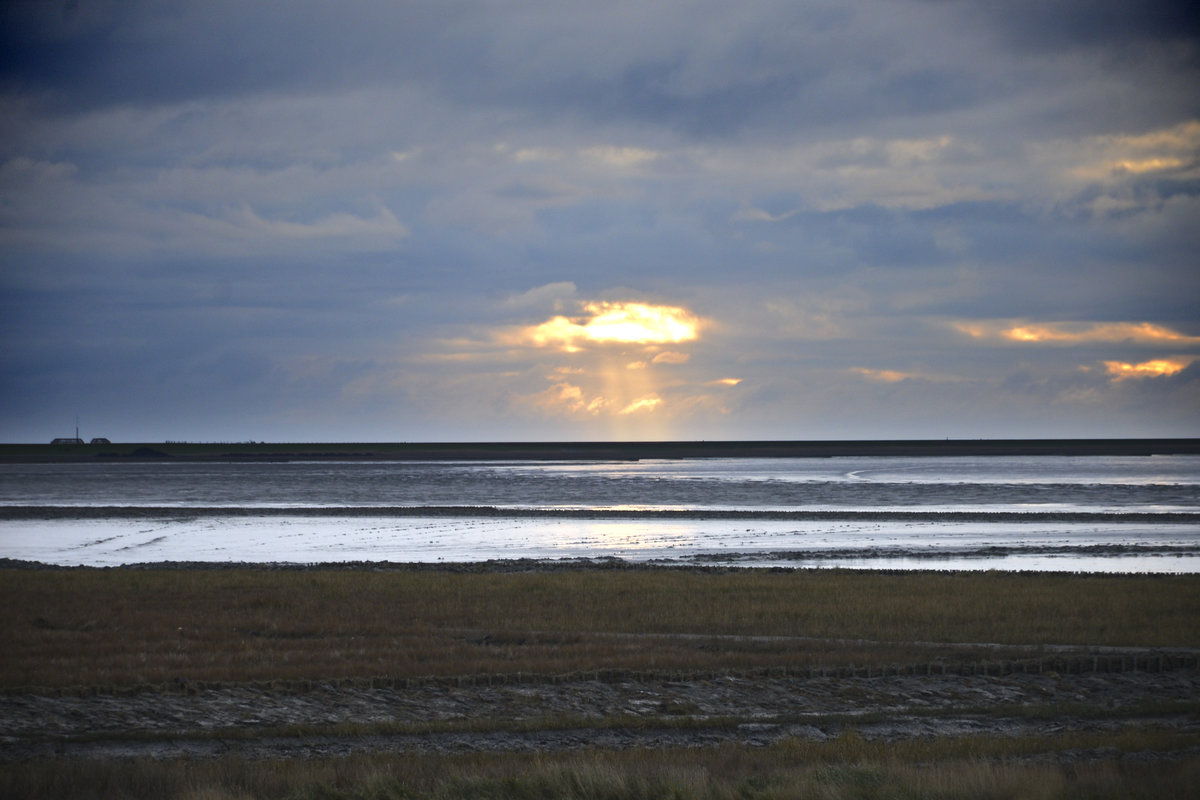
[1,1,1197,441]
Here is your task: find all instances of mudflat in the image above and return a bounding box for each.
[4,665,1197,762]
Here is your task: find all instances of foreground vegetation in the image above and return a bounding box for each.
[3,566,1197,688]
[3,565,1198,798]
[3,731,1199,799]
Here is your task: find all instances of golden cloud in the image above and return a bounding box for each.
[501,295,726,427]
[954,320,1200,346]
[531,382,608,415]
[517,301,700,352]
[534,382,584,413]
[1112,157,1185,174]
[1103,357,1195,381]
[619,394,663,414]
[1058,120,1200,182]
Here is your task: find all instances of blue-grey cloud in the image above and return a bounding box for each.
[1,1,1197,441]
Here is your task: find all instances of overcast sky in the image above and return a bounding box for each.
[2,0,1198,443]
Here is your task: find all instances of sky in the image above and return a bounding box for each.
[1,0,1198,443]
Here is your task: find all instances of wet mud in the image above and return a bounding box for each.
[3,666,1196,762]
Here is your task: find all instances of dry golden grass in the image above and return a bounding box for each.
[2,566,1197,688]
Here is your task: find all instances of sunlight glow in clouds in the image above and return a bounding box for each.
[955,321,1200,346]
[1057,120,1200,182]
[852,367,914,383]
[534,382,608,414]
[522,302,700,352]
[652,351,690,365]
[1104,358,1195,381]
[502,296,722,430]
[1113,157,1185,174]
[619,394,663,414]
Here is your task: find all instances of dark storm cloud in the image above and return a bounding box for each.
[963,0,1200,50]
[0,1,444,106]
[6,1,1190,137]
[3,1,855,143]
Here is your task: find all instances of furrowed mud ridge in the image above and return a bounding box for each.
[3,654,1197,763]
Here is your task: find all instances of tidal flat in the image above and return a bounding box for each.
[2,563,1198,798]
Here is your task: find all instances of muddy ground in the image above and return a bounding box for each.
[3,664,1197,762]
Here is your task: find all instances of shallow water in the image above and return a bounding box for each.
[1,456,1197,571]
[2,456,1198,512]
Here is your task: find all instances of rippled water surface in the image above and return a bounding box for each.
[3,455,1199,511]
[2,456,1197,570]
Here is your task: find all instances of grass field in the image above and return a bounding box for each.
[4,566,1198,688]
[5,733,1199,800]
[3,565,1198,798]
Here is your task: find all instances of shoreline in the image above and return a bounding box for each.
[5,510,1197,572]
[5,547,1200,575]
[1,555,1196,573]
[3,437,1199,462]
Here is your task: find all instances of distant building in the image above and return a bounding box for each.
[51,437,85,445]
[90,437,111,445]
